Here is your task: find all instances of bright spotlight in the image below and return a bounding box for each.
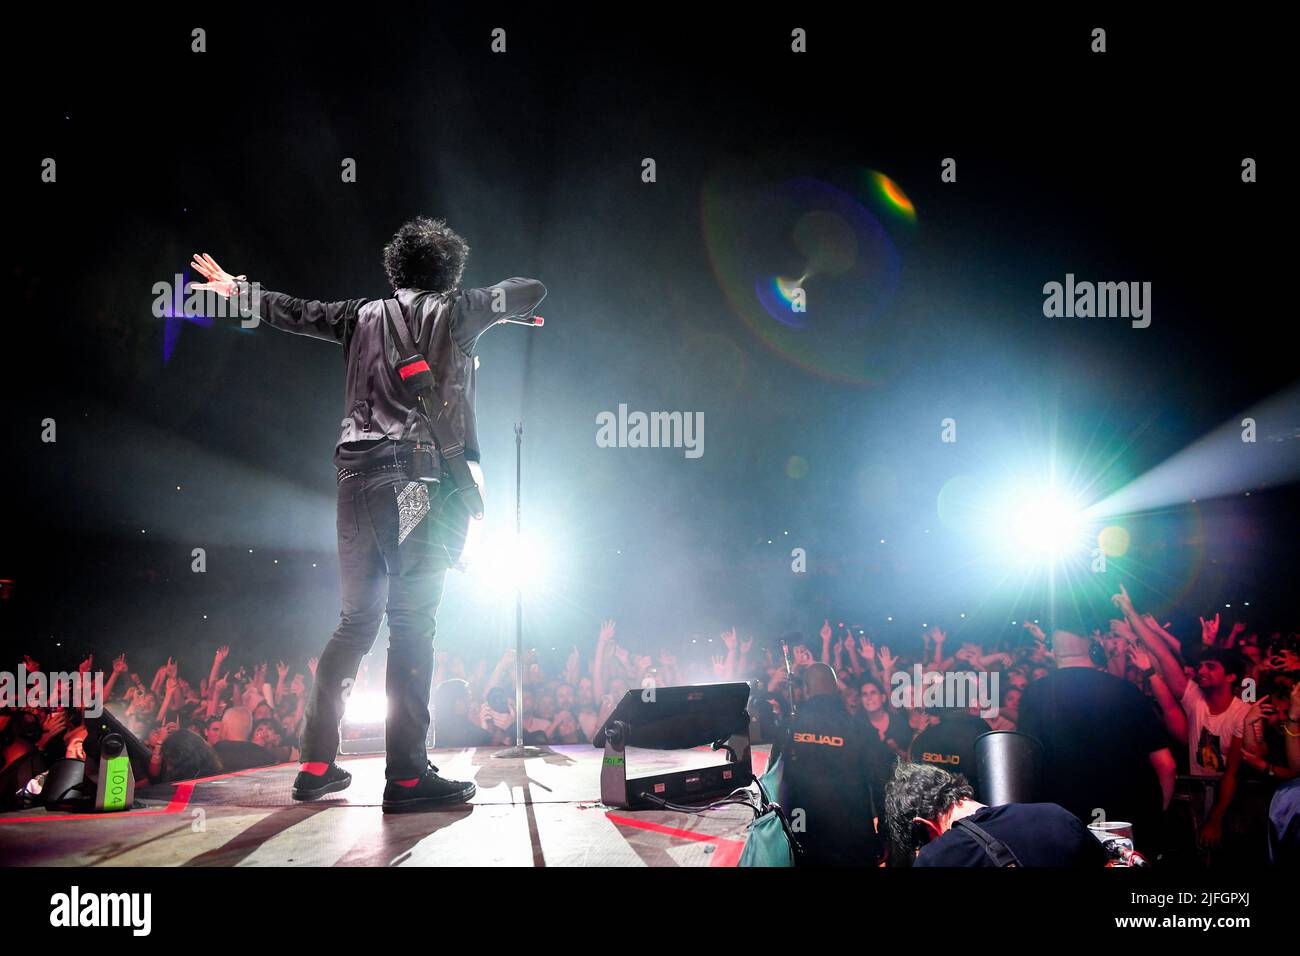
[343,690,388,724]
[465,532,547,597]
[1009,490,1088,560]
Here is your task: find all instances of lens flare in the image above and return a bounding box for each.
[869,170,916,223]
[701,168,904,385]
[1098,525,1131,557]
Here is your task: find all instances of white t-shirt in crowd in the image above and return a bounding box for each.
[1180,681,1248,777]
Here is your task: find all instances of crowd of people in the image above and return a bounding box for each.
[3,592,1298,866]
[766,587,1300,867]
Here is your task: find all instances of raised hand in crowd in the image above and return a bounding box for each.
[37,710,69,750]
[64,724,89,761]
[1199,612,1221,648]
[598,619,616,645]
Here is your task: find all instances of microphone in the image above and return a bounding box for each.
[780,641,797,716]
[496,315,544,327]
[1102,840,1149,867]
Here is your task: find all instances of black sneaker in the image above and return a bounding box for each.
[382,762,476,814]
[292,763,352,801]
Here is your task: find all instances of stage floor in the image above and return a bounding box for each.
[0,744,769,867]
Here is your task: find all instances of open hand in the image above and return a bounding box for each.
[190,253,246,298]
[1199,613,1221,647]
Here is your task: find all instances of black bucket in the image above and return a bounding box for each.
[975,730,1042,806]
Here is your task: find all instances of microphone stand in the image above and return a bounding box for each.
[494,421,546,759]
[780,642,797,717]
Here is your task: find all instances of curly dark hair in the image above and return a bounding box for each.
[159,729,223,783]
[884,761,975,861]
[381,217,470,292]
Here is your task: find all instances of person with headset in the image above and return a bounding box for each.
[1015,627,1176,851]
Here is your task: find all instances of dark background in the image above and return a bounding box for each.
[2,7,1292,673]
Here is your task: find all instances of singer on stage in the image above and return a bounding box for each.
[190,217,546,812]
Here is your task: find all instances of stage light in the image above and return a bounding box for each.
[465,531,547,598]
[344,691,388,725]
[340,691,392,755]
[1008,490,1088,561]
[1086,382,1300,518]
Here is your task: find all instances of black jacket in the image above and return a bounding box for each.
[777,693,892,866]
[249,279,547,468]
[914,803,1108,867]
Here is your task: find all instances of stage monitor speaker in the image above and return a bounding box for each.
[592,682,753,809]
[84,705,152,782]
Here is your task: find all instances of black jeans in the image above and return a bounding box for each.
[302,470,448,779]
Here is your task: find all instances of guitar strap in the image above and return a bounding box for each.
[381,298,484,521]
[953,817,1022,867]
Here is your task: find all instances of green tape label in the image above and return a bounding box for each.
[102,756,130,811]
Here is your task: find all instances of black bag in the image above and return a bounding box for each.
[380,299,484,521]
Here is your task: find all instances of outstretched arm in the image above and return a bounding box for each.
[190,253,368,344]
[1114,586,1189,700]
[451,278,547,354]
